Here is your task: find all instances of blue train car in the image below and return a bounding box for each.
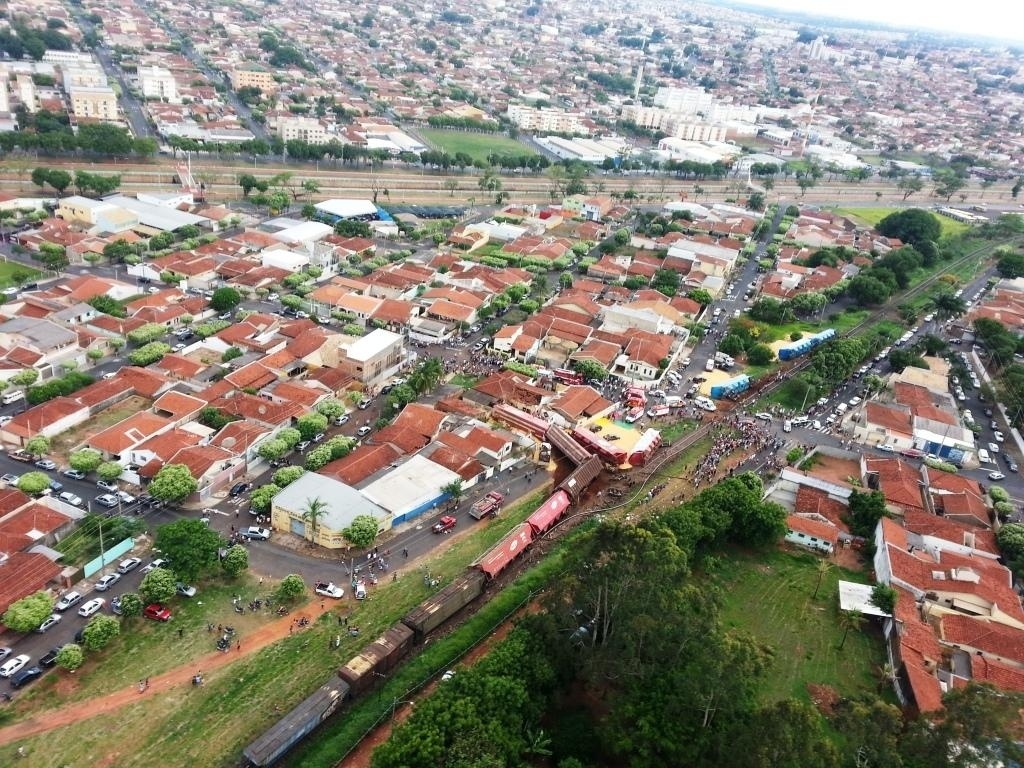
[710,374,750,399]
[778,328,835,361]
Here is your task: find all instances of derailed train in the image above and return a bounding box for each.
[243,452,604,767]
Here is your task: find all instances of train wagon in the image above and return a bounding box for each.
[628,429,662,468]
[544,424,593,467]
[338,623,414,694]
[526,490,571,536]
[556,454,603,502]
[570,426,628,466]
[475,522,534,579]
[402,570,486,636]
[492,403,550,438]
[242,678,350,767]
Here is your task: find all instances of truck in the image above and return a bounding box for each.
[432,515,457,534]
[470,491,504,520]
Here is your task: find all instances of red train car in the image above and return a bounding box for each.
[526,490,571,536]
[475,522,534,579]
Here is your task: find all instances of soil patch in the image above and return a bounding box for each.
[806,683,841,717]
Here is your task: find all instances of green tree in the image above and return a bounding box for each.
[687,288,713,306]
[96,461,123,483]
[278,424,303,448]
[812,559,832,599]
[10,368,40,388]
[69,448,103,473]
[24,435,50,457]
[155,519,223,583]
[876,207,941,248]
[210,286,242,312]
[870,583,897,615]
[81,614,120,651]
[746,343,775,366]
[897,174,924,200]
[149,464,198,503]
[257,438,289,462]
[301,496,328,541]
[139,567,177,604]
[572,359,609,382]
[442,479,464,506]
[222,544,249,578]
[127,342,171,365]
[314,398,345,420]
[1,590,54,632]
[303,445,333,471]
[250,484,280,514]
[344,514,379,548]
[276,573,305,602]
[838,609,864,649]
[17,471,51,496]
[729,699,839,768]
[56,643,84,671]
[847,490,889,538]
[117,592,143,619]
[996,250,1024,278]
[296,412,328,440]
[272,466,305,487]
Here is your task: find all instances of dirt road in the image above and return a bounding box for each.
[0,602,334,748]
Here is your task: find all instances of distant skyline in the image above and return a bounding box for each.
[727,0,1024,44]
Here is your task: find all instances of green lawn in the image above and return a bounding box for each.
[419,128,537,163]
[715,548,885,703]
[0,261,41,288]
[833,206,970,238]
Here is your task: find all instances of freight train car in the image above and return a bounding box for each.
[338,623,415,695]
[778,328,836,361]
[570,426,628,465]
[242,678,350,767]
[475,522,534,579]
[545,424,593,467]
[402,570,486,636]
[526,490,571,536]
[628,429,662,467]
[492,403,550,438]
[556,454,603,502]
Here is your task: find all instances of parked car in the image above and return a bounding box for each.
[176,582,197,598]
[295,441,310,453]
[334,415,350,426]
[357,398,373,410]
[37,613,62,633]
[1,473,19,485]
[241,526,271,540]
[10,665,42,689]
[314,582,344,599]
[117,557,142,574]
[754,412,772,422]
[995,431,1005,442]
[110,595,124,615]
[56,591,83,612]
[95,494,119,508]
[62,469,87,480]
[116,491,136,505]
[143,604,172,622]
[77,598,106,618]
[357,425,372,437]
[95,573,122,591]
[140,557,169,575]
[0,647,11,663]
[988,471,1006,481]
[34,458,57,470]
[0,654,30,678]
[39,647,62,668]
[96,480,119,492]
[312,432,325,443]
[229,482,252,497]
[432,515,458,534]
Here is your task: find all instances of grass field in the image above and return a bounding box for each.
[0,486,556,768]
[715,548,884,703]
[0,261,41,288]
[833,206,970,238]
[419,128,537,163]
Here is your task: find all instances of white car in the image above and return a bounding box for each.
[0,654,30,678]
[357,425,372,437]
[141,558,169,575]
[58,491,83,507]
[95,573,122,591]
[877,444,895,453]
[56,591,83,612]
[37,613,62,633]
[994,431,1005,443]
[988,471,1006,481]
[242,526,271,541]
[988,442,1000,454]
[117,556,142,574]
[848,397,862,407]
[754,412,772,422]
[77,598,106,618]
[176,582,197,598]
[314,582,344,599]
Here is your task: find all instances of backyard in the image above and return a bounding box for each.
[0,261,41,289]
[418,128,537,164]
[715,547,885,703]
[49,396,150,462]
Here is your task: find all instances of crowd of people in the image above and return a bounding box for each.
[689,416,780,488]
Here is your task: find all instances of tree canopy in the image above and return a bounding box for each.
[154,519,223,582]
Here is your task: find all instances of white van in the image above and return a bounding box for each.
[705,359,715,372]
[782,420,792,433]
[2,390,24,405]
[835,403,849,414]
[978,448,991,464]
[664,395,683,408]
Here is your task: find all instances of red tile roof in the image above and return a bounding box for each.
[786,514,840,545]
[939,614,1024,665]
[321,443,403,486]
[0,552,62,617]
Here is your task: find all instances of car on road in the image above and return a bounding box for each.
[266,293,279,302]
[95,573,122,591]
[0,473,19,485]
[314,582,344,599]
[116,491,136,505]
[995,431,1005,442]
[95,494,119,508]
[110,595,124,615]
[230,482,252,497]
[10,665,43,689]
[39,647,62,668]
[295,440,310,452]
[0,654,30,678]
[358,398,373,410]
[988,471,1006,481]
[34,458,57,470]
[988,442,1000,454]
[96,480,119,492]
[143,604,172,621]
[334,414,350,426]
[312,432,325,443]
[877,444,895,453]
[0,416,11,427]
[57,491,83,507]
[754,412,772,421]
[1009,461,1019,473]
[0,647,11,663]
[62,469,87,480]
[357,425,372,437]
[118,556,142,574]
[433,515,457,534]
[172,343,186,352]
[176,582,197,598]
[77,598,106,618]
[37,613,62,633]
[140,557,169,575]
[241,526,271,540]
[472,341,485,352]
[56,591,83,612]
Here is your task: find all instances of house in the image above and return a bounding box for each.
[785,514,838,554]
[615,332,674,381]
[335,329,407,391]
[548,386,614,425]
[85,411,175,461]
[270,472,390,549]
[581,196,613,222]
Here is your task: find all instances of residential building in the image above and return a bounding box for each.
[278,116,332,145]
[138,65,179,103]
[506,104,589,134]
[230,67,277,93]
[68,85,119,121]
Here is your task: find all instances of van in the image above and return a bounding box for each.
[836,403,849,414]
[783,420,792,433]
[978,448,991,464]
[664,395,683,408]
[354,582,367,600]
[705,359,715,372]
[2,390,24,405]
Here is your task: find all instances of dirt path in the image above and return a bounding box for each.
[0,602,334,748]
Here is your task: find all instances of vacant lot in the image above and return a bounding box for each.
[419,128,537,163]
[50,396,150,461]
[0,262,41,288]
[833,206,969,238]
[715,547,884,703]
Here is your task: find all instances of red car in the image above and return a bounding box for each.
[143,604,172,621]
[432,515,457,534]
